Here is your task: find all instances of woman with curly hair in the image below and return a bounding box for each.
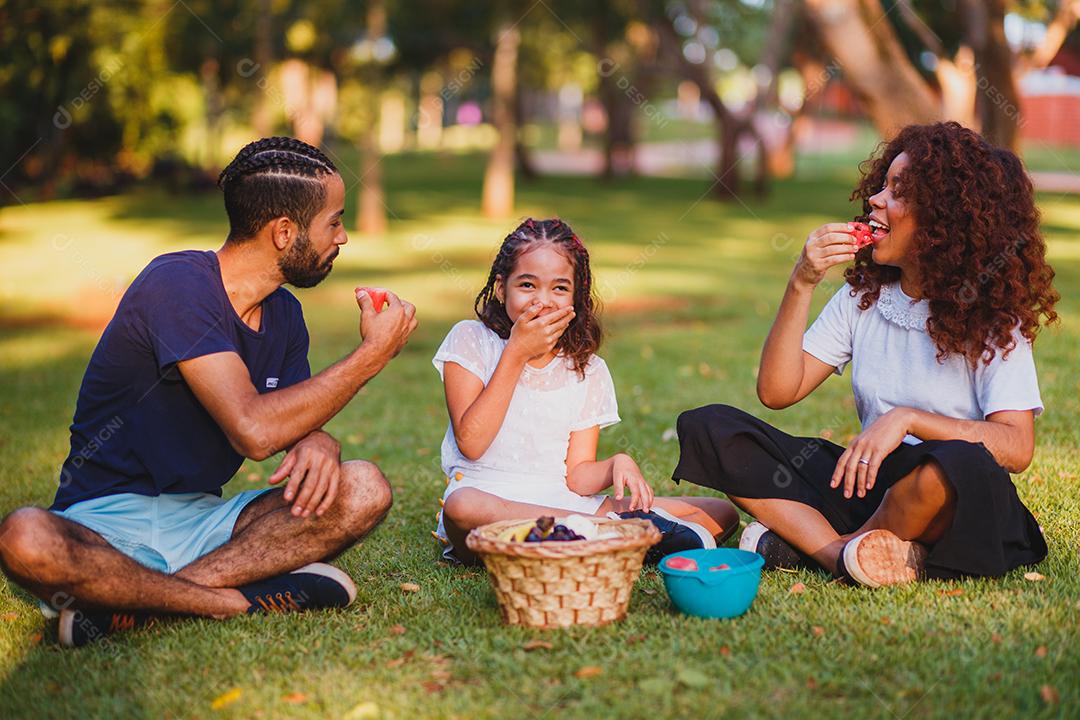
[674,122,1058,586]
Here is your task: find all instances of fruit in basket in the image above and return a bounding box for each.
[497,521,539,542]
[503,516,590,542]
[562,514,599,540]
[666,556,699,572]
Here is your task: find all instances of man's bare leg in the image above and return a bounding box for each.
[0,508,248,617]
[176,460,392,587]
[0,460,391,616]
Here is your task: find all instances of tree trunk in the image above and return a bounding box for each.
[965,0,1022,151]
[1023,0,1080,70]
[514,82,537,180]
[356,0,387,235]
[757,0,797,178]
[804,0,941,137]
[252,0,272,137]
[482,22,519,219]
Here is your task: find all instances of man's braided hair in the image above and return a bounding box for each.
[218,137,338,242]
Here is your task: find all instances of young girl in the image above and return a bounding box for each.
[432,218,739,564]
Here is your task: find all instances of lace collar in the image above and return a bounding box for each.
[876,282,929,331]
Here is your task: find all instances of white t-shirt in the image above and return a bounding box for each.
[433,320,621,484]
[802,282,1043,445]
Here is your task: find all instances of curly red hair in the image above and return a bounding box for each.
[845,122,1058,366]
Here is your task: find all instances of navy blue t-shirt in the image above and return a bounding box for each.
[51,250,311,511]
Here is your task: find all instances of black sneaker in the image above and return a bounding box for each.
[739,521,812,570]
[58,608,158,648]
[613,509,716,564]
[240,562,357,614]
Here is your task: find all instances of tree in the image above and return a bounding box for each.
[481,16,520,219]
[803,0,1080,150]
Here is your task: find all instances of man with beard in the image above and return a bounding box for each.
[0,137,417,646]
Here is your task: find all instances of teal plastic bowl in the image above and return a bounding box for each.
[658,548,764,619]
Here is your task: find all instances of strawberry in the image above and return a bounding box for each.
[848,222,875,249]
[708,563,731,571]
[357,287,388,313]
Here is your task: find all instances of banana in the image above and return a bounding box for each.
[496,521,536,542]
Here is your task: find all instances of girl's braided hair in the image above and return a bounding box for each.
[217,137,338,242]
[475,218,602,377]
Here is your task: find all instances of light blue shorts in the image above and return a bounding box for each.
[52,489,273,574]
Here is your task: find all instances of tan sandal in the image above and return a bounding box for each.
[839,529,927,587]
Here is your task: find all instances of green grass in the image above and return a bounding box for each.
[1,151,1078,719]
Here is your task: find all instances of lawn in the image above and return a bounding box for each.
[0,151,1078,719]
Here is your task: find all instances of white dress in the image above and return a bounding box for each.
[802,282,1043,445]
[432,320,621,549]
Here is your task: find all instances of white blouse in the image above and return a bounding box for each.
[802,282,1043,445]
[433,320,621,482]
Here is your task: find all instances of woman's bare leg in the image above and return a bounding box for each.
[850,460,956,544]
[728,460,957,575]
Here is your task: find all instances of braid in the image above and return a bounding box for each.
[475,217,603,377]
[218,137,339,242]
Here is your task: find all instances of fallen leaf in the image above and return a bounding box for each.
[400,582,421,593]
[880,616,892,625]
[421,681,444,693]
[939,588,964,597]
[523,640,553,651]
[812,626,825,638]
[1024,571,1046,582]
[806,677,818,690]
[676,668,710,688]
[281,693,308,704]
[989,672,1002,683]
[344,701,381,719]
[719,646,731,657]
[1040,684,1059,705]
[575,666,603,679]
[991,633,1002,644]
[788,582,806,595]
[638,677,672,694]
[389,624,406,635]
[626,634,647,644]
[1035,645,1048,658]
[211,688,243,710]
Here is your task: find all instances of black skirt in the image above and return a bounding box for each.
[672,404,1047,580]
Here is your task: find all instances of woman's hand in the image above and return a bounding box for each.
[506,302,575,362]
[612,453,654,512]
[792,223,858,290]
[831,408,912,499]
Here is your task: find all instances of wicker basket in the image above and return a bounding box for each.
[465,517,661,629]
